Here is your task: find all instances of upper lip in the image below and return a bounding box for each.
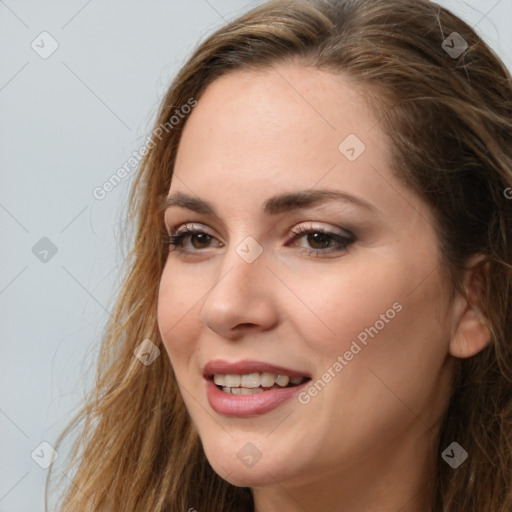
[203,359,311,379]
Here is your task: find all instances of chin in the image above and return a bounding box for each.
[201,436,296,487]
[208,456,287,488]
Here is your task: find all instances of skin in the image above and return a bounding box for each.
[157,63,491,512]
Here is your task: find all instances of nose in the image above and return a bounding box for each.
[200,240,279,339]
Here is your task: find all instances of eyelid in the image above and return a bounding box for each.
[167,220,349,238]
[170,222,216,238]
[290,222,351,237]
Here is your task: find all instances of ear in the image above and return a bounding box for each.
[449,254,492,359]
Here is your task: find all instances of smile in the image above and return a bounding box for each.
[213,372,307,394]
[202,360,312,417]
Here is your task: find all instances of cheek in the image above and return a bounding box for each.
[285,263,405,360]
[291,256,449,386]
[157,265,199,362]
[319,269,450,418]
[292,269,450,461]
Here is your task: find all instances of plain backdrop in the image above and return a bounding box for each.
[1,1,511,510]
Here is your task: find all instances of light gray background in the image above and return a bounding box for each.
[1,1,510,510]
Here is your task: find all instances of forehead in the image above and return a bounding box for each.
[177,64,381,163]
[170,64,431,227]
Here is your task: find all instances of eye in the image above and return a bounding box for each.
[165,223,355,258]
[287,224,354,257]
[165,223,222,255]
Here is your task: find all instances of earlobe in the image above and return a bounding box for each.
[448,256,492,359]
[449,308,491,358]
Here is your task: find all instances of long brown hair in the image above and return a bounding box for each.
[47,0,512,510]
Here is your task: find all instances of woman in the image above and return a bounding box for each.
[47,0,512,510]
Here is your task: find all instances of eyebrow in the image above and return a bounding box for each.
[164,189,379,216]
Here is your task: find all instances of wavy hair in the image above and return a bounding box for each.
[47,0,512,510]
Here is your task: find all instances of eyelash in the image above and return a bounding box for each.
[165,223,354,258]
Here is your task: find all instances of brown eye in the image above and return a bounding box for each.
[305,232,334,249]
[166,224,223,255]
[289,226,355,257]
[190,233,212,249]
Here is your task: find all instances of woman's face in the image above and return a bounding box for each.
[157,64,457,497]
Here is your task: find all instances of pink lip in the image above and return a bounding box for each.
[205,379,310,417]
[203,359,311,417]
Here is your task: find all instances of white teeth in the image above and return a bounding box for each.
[224,374,241,387]
[214,374,225,386]
[276,375,289,387]
[221,386,264,395]
[260,372,276,387]
[213,371,307,392]
[239,387,264,395]
[240,373,260,388]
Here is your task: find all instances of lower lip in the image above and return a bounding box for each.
[205,378,309,417]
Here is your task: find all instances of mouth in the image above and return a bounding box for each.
[210,372,310,395]
[203,360,312,417]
